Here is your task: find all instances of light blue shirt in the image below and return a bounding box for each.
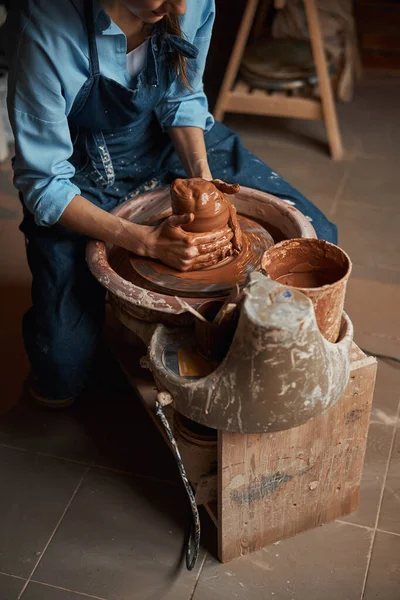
[6,0,215,226]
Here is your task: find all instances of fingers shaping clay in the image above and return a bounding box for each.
[170,178,243,252]
[125,179,274,297]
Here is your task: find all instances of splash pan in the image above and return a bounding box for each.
[86,186,317,325]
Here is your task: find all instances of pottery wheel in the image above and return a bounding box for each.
[128,216,274,298]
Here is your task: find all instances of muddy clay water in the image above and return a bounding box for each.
[275,267,347,288]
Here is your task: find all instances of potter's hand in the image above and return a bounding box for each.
[146,214,234,272]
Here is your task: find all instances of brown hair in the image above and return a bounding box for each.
[159,14,191,89]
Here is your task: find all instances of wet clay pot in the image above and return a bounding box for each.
[262,239,352,342]
[170,178,242,252]
[171,178,231,233]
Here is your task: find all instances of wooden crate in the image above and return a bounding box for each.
[217,346,376,562]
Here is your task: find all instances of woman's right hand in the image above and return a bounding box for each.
[144,214,234,272]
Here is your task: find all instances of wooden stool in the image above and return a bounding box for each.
[214,0,344,160]
[109,317,376,563]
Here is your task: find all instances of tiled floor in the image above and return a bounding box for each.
[0,72,399,599]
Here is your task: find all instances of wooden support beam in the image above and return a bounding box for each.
[224,88,323,119]
[214,0,260,121]
[304,0,344,159]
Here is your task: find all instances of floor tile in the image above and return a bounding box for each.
[227,112,360,161]
[351,264,400,286]
[343,358,400,527]
[193,522,372,600]
[0,394,106,464]
[251,142,347,216]
[337,105,391,159]
[0,446,86,577]
[343,422,393,528]
[346,78,400,117]
[34,467,205,600]
[334,203,400,274]
[378,425,400,535]
[22,581,105,600]
[339,156,400,211]
[345,278,400,358]
[336,79,400,158]
[0,573,26,600]
[233,126,347,217]
[0,334,155,464]
[94,386,180,483]
[363,531,400,600]
[370,361,400,419]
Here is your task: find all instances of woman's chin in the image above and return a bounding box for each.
[143,12,167,23]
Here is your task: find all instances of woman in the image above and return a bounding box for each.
[7,0,337,407]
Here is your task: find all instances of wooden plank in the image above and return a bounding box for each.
[195,475,217,505]
[304,0,344,159]
[214,0,260,120]
[217,353,377,563]
[224,89,323,119]
[234,80,251,93]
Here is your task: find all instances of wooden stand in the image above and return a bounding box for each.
[214,0,344,160]
[109,321,376,563]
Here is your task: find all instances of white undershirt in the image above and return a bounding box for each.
[126,39,149,78]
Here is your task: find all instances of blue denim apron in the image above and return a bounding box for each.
[20,0,337,400]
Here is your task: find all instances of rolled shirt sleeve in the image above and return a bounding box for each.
[7,4,81,227]
[154,0,215,132]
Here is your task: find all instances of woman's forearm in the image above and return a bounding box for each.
[58,194,151,255]
[167,126,212,179]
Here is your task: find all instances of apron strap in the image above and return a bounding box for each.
[84,0,101,77]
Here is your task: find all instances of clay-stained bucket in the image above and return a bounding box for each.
[173,413,217,485]
[195,300,237,362]
[262,239,352,342]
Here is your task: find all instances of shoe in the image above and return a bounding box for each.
[28,377,76,409]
